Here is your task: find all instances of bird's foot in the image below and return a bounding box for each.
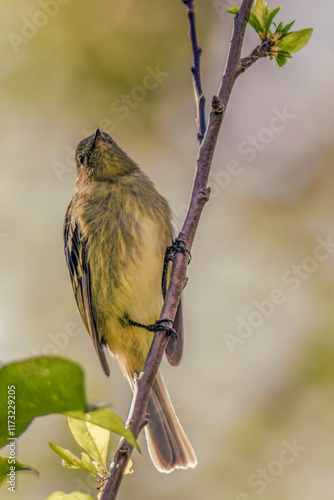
[128,318,177,340]
[165,238,191,264]
[162,238,191,297]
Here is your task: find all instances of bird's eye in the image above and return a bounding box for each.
[78,154,85,165]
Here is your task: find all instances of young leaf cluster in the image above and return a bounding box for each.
[227,0,313,66]
[49,411,135,491]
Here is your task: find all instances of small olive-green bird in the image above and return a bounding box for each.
[63,129,196,472]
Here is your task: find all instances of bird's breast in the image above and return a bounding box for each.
[84,190,170,328]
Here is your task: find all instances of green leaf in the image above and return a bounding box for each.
[248,13,263,34]
[63,452,102,474]
[275,53,288,66]
[253,0,267,30]
[276,21,283,32]
[48,443,97,474]
[0,456,38,487]
[68,416,110,465]
[0,358,86,447]
[44,493,94,500]
[282,20,295,34]
[226,7,238,14]
[265,6,282,32]
[277,28,313,54]
[65,409,140,453]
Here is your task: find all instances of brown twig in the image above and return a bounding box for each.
[182,0,206,142]
[101,1,256,498]
[238,39,274,74]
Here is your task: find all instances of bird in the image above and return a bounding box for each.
[63,128,197,472]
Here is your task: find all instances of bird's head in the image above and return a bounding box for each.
[75,129,138,183]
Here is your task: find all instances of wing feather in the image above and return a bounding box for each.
[64,204,110,376]
[163,251,184,366]
[165,298,184,366]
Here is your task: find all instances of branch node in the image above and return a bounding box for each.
[238,39,274,75]
[211,95,224,114]
[199,187,211,201]
[109,445,128,472]
[139,413,150,432]
[124,418,133,429]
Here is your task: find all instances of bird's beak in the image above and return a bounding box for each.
[92,128,104,149]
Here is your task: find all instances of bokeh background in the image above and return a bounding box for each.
[1,0,333,499]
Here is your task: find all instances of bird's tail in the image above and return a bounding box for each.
[145,372,197,473]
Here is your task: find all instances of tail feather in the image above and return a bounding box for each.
[118,354,197,473]
[145,373,197,473]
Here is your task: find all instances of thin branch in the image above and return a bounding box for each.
[182,0,255,243]
[182,0,206,142]
[238,39,274,74]
[101,1,255,498]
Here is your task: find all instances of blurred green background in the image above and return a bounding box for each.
[1,0,333,499]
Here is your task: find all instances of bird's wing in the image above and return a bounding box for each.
[163,246,184,366]
[165,297,184,366]
[64,204,110,376]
